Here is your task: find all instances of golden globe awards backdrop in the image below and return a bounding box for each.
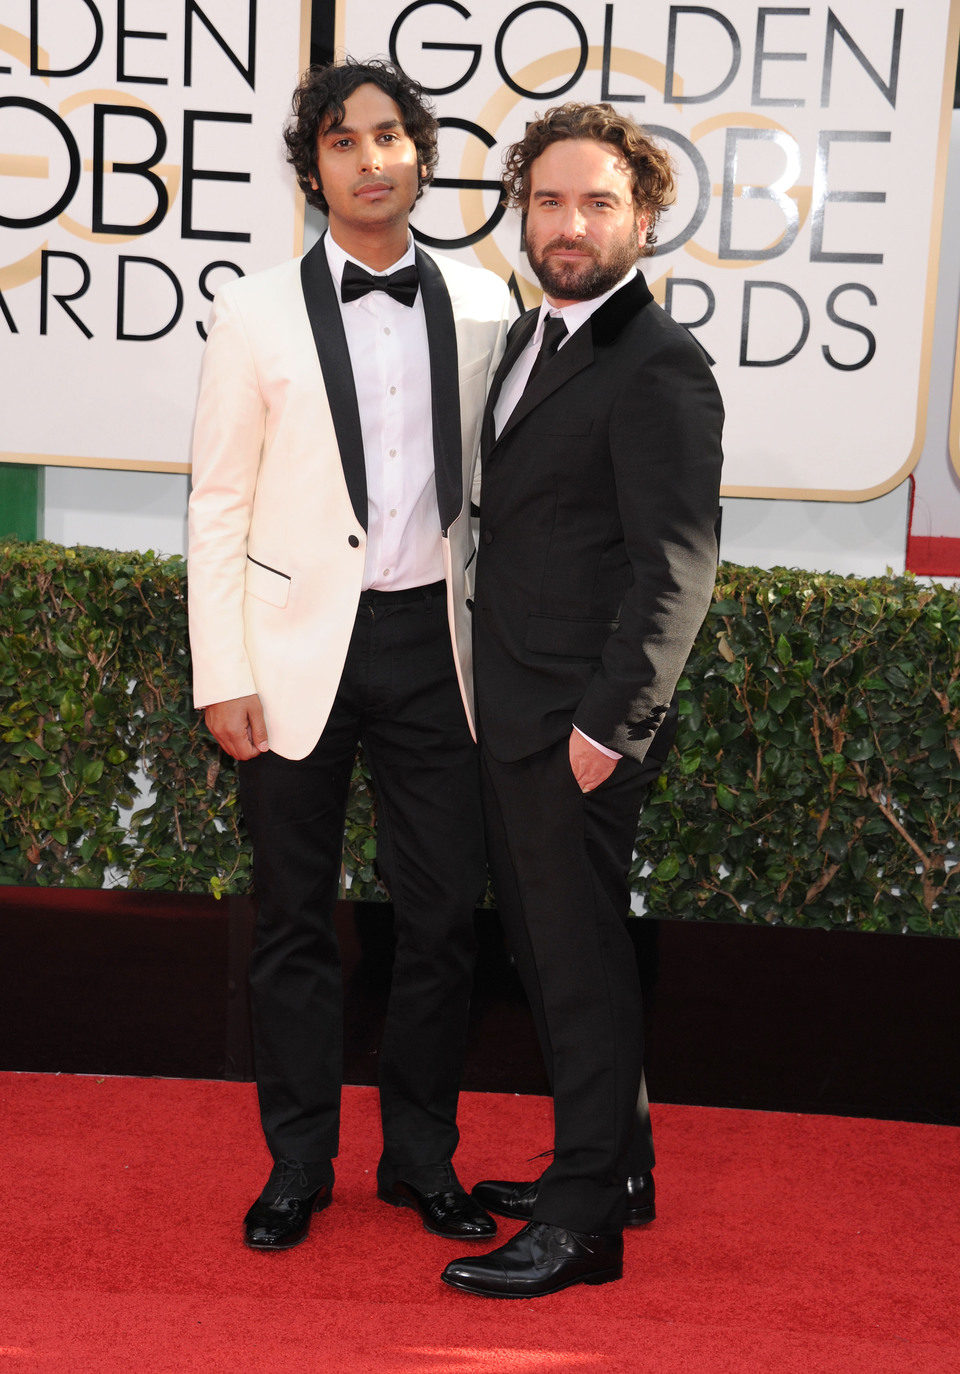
[1,0,310,474]
[340,0,960,500]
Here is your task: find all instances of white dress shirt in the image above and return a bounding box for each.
[492,268,639,761]
[325,232,443,592]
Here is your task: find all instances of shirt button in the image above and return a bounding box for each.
[382,568,391,577]
[383,327,391,336]
[348,535,360,548]
[389,448,397,458]
[389,386,397,395]
[389,509,397,518]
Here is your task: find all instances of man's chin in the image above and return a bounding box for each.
[537,267,601,301]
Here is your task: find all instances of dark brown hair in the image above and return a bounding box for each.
[501,102,675,254]
[284,58,439,214]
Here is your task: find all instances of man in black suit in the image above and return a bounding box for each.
[189,60,509,1251]
[442,103,724,1298]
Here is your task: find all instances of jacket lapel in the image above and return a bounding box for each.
[481,310,537,457]
[300,235,367,529]
[493,319,595,448]
[417,247,461,534]
[486,273,656,453]
[590,271,653,346]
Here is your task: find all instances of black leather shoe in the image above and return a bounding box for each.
[441,1220,623,1298]
[378,1177,497,1239]
[243,1158,333,1250]
[472,1171,655,1226]
[470,1177,539,1221]
[624,1171,656,1225]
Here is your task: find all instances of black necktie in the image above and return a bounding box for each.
[526,314,567,387]
[340,261,419,307]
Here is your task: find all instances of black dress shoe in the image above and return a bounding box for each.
[472,1170,655,1226]
[624,1171,656,1225]
[441,1220,623,1298]
[243,1158,333,1250]
[378,1177,497,1239]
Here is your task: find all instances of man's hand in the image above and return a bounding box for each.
[203,694,269,761]
[569,729,618,793]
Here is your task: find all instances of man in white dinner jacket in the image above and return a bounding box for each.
[188,57,510,1252]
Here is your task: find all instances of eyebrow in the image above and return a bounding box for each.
[532,188,624,203]
[324,118,404,139]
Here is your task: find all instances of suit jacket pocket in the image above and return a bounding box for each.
[245,555,291,609]
[525,612,618,659]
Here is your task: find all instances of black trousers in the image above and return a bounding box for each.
[238,583,485,1180]
[481,739,651,1234]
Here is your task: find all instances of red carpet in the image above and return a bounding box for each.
[0,1074,958,1373]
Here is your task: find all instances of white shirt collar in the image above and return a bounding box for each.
[533,266,638,346]
[323,230,416,289]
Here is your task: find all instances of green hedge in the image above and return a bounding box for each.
[1,540,957,934]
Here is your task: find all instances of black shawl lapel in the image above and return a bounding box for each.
[590,271,653,346]
[416,247,462,533]
[300,234,367,529]
[492,317,594,449]
[481,310,538,458]
[487,272,656,453]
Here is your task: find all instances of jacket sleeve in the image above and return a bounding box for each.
[572,333,724,762]
[187,285,266,709]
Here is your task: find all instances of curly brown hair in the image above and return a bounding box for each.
[284,58,439,215]
[501,103,675,254]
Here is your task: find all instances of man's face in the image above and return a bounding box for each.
[524,138,647,307]
[312,82,422,246]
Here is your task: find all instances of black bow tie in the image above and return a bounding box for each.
[340,261,419,307]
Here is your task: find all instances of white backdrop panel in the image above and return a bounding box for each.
[340,0,960,500]
[1,0,310,473]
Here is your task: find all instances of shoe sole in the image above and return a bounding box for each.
[377,1186,496,1241]
[243,1191,332,1250]
[440,1267,623,1298]
[478,1201,655,1227]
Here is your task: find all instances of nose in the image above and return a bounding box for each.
[558,205,587,238]
[357,138,382,175]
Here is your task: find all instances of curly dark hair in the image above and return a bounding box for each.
[284,58,439,215]
[501,103,675,255]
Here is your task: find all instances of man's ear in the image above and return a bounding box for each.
[636,215,649,252]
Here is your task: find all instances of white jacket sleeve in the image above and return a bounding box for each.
[187,285,265,709]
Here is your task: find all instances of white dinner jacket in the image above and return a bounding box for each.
[188,236,511,760]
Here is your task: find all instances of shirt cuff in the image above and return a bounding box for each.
[572,725,622,760]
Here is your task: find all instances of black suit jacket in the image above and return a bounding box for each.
[473,272,724,765]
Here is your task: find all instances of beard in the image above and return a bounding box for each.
[526,226,641,301]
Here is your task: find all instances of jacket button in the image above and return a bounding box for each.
[348,535,360,548]
[482,530,493,544]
